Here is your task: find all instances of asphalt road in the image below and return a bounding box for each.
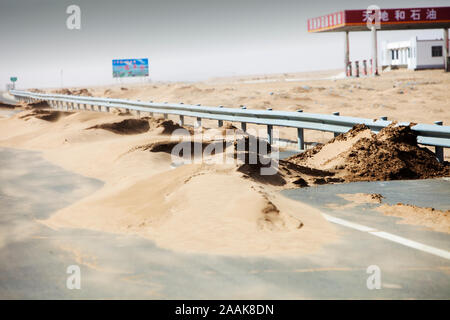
[0,91,18,105]
[0,147,449,299]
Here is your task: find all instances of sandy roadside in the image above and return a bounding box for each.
[36,69,450,160]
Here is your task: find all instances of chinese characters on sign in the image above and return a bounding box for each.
[362,8,437,22]
[307,7,448,32]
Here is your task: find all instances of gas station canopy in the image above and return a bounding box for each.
[307,6,450,33]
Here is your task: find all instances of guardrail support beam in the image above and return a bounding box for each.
[240,106,247,132]
[332,112,340,137]
[218,106,224,127]
[297,128,304,151]
[296,110,305,150]
[267,125,273,145]
[435,121,444,163]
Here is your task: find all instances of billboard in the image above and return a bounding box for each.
[112,58,149,78]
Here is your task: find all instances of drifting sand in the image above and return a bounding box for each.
[329,193,449,233]
[3,69,449,254]
[376,203,450,234]
[0,107,337,256]
[326,193,383,210]
[337,193,383,204]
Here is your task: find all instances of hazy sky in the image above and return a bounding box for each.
[0,0,448,89]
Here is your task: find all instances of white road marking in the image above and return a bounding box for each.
[322,213,450,260]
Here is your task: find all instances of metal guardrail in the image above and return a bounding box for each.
[10,89,450,162]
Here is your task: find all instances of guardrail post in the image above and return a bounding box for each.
[267,108,273,145]
[296,109,305,150]
[434,121,444,163]
[98,105,102,112]
[218,106,224,127]
[90,105,94,111]
[195,117,202,128]
[194,104,202,128]
[136,110,140,117]
[163,102,169,119]
[332,112,340,137]
[105,106,110,112]
[241,106,247,132]
[179,115,184,126]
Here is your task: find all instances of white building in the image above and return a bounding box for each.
[381,37,448,70]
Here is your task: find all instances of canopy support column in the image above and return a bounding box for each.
[371,26,379,76]
[344,31,350,76]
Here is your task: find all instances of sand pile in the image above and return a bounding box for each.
[288,124,450,182]
[20,100,49,109]
[52,88,92,96]
[87,118,150,135]
[155,119,186,135]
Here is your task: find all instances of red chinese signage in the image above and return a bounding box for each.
[308,6,450,32]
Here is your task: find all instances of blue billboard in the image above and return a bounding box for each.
[112,58,149,78]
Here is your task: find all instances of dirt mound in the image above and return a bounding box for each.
[288,124,450,182]
[238,159,336,187]
[19,109,70,122]
[139,140,228,159]
[87,119,150,135]
[21,100,49,109]
[52,88,92,96]
[155,120,186,135]
[110,108,131,116]
[53,88,72,95]
[223,122,237,130]
[28,88,45,93]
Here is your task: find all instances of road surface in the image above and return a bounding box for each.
[0,147,448,299]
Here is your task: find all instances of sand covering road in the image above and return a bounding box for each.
[0,108,337,256]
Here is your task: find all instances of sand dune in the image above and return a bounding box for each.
[0,107,338,256]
